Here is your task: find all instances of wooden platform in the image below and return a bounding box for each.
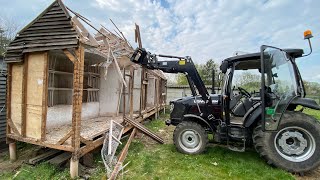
[45,116,124,145]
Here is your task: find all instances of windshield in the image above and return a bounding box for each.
[264,50,297,95]
[262,47,298,130]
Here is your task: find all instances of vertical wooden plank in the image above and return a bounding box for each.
[41,52,48,141]
[25,52,48,139]
[139,67,144,116]
[122,68,126,117]
[21,54,28,137]
[71,45,85,156]
[6,64,12,137]
[70,45,84,179]
[130,66,134,118]
[144,71,148,110]
[71,51,78,149]
[155,78,159,119]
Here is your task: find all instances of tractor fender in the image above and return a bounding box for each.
[183,114,214,132]
[290,97,320,110]
[243,103,262,128]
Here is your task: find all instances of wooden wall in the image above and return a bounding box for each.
[9,52,48,139]
[10,64,24,134]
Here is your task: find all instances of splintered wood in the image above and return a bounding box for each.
[101,121,124,176]
[109,117,164,179]
[124,116,164,144]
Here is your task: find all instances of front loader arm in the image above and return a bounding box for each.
[130,48,210,103]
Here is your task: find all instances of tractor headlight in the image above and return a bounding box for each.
[170,103,174,113]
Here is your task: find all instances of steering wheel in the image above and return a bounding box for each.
[238,87,251,98]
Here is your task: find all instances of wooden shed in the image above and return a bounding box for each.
[5,0,166,177]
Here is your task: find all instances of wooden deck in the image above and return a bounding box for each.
[45,113,141,145]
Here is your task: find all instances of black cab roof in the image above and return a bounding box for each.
[220,49,304,70]
[223,49,304,63]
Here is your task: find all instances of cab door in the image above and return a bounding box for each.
[260,46,298,131]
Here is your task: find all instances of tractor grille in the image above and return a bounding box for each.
[171,103,185,119]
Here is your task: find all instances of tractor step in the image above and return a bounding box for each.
[228,141,246,152]
[227,126,246,152]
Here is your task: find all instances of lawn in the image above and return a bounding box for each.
[1,108,319,180]
[111,114,294,180]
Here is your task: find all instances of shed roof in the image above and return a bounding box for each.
[5,0,78,63]
[4,0,166,80]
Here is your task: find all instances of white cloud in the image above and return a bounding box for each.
[88,0,318,61]
[3,0,320,82]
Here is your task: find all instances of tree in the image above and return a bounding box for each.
[303,81,320,96]
[175,59,220,86]
[233,72,260,92]
[0,17,19,55]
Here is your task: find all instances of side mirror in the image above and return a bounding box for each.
[220,61,228,73]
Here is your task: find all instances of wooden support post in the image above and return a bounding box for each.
[139,68,144,116]
[9,142,17,162]
[41,52,49,141]
[155,78,159,119]
[21,55,28,137]
[130,66,134,118]
[70,45,85,178]
[70,158,79,178]
[122,68,126,117]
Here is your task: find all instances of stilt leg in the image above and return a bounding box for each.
[9,142,16,162]
[70,157,79,178]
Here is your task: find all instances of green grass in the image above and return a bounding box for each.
[122,142,294,180]
[2,109,320,180]
[118,114,294,179]
[0,163,70,180]
[303,107,320,120]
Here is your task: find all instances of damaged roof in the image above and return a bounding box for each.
[5,0,166,80]
[5,0,78,63]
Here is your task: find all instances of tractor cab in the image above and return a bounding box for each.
[220,48,306,130]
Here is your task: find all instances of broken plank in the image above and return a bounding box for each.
[109,128,136,180]
[47,152,72,166]
[28,149,61,165]
[57,129,73,145]
[124,116,164,144]
[80,136,92,145]
[63,49,77,63]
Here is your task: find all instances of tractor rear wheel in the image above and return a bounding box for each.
[253,111,320,173]
[173,121,208,154]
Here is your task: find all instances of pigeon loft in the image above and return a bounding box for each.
[4,0,167,177]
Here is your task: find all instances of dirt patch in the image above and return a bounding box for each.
[296,167,320,180]
[0,144,40,173]
[136,124,175,148]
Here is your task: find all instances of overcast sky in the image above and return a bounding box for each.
[1,0,320,82]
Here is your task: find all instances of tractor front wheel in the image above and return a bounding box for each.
[173,121,208,154]
[253,111,320,173]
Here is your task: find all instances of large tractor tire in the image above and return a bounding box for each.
[253,111,320,172]
[173,121,208,154]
